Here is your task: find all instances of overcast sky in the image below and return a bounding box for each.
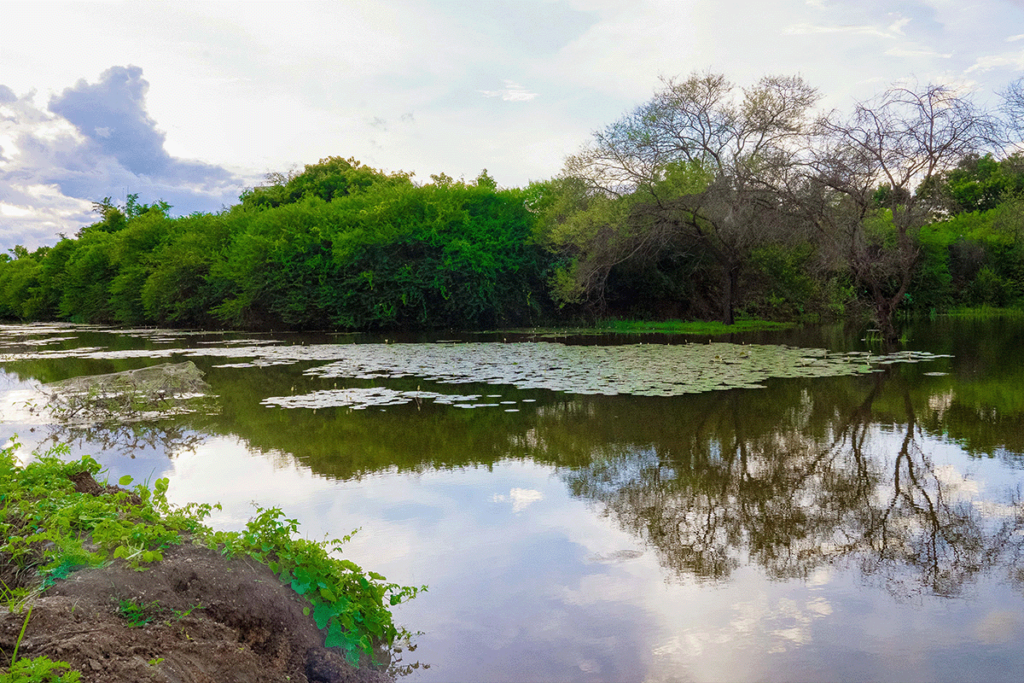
[1,0,1023,251]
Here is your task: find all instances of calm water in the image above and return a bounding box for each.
[2,320,1023,682]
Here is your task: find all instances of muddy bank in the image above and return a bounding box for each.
[0,543,392,683]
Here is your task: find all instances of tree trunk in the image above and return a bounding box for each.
[873,294,899,347]
[721,265,738,325]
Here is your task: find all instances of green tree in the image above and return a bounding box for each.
[239,156,409,209]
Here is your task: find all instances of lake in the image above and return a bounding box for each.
[2,319,1023,682]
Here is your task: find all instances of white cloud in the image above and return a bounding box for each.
[886,46,953,59]
[0,66,249,249]
[480,81,539,102]
[0,203,32,218]
[888,16,911,36]
[784,22,893,39]
[966,51,1024,73]
[492,487,544,512]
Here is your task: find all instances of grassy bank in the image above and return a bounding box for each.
[0,440,422,680]
[499,317,799,337]
[935,306,1024,319]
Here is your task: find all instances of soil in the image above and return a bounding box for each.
[0,477,394,683]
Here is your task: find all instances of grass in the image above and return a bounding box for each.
[594,318,798,335]
[499,317,797,337]
[935,306,1024,319]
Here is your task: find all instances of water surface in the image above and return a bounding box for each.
[1,320,1023,682]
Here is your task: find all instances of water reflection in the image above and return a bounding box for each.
[556,370,1024,600]
[40,420,209,459]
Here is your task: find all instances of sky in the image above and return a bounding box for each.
[1,0,1023,251]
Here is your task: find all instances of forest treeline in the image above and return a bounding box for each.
[2,74,1024,338]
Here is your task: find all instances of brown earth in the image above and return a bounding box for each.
[0,543,394,683]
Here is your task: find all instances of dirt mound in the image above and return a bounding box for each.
[0,544,391,683]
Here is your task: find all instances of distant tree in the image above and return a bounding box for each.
[803,83,996,342]
[239,157,410,209]
[917,153,1024,215]
[84,193,170,236]
[555,71,819,323]
[474,169,498,190]
[1002,77,1024,141]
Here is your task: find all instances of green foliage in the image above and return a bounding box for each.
[939,307,1024,319]
[114,597,201,629]
[215,178,550,329]
[748,244,818,318]
[0,441,213,589]
[0,254,42,321]
[591,318,796,334]
[211,507,424,666]
[141,212,237,326]
[1,655,81,682]
[915,200,1024,311]
[239,157,410,210]
[925,153,1024,214]
[116,599,159,628]
[2,139,1021,331]
[57,231,116,322]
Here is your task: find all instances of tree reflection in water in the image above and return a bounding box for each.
[41,420,208,459]
[559,369,1024,599]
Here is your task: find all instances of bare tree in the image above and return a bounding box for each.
[803,83,995,342]
[557,72,819,323]
[1002,77,1024,146]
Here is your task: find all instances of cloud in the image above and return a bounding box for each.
[0,66,248,251]
[48,66,234,185]
[885,45,953,59]
[492,487,544,512]
[888,16,911,36]
[480,80,539,102]
[784,22,894,39]
[966,51,1024,73]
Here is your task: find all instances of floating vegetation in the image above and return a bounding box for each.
[211,360,298,369]
[1,330,952,406]
[262,388,484,410]
[0,322,103,337]
[302,343,949,398]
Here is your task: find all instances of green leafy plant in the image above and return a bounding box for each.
[1,655,81,682]
[1,602,81,682]
[212,507,425,666]
[0,441,213,583]
[116,599,159,628]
